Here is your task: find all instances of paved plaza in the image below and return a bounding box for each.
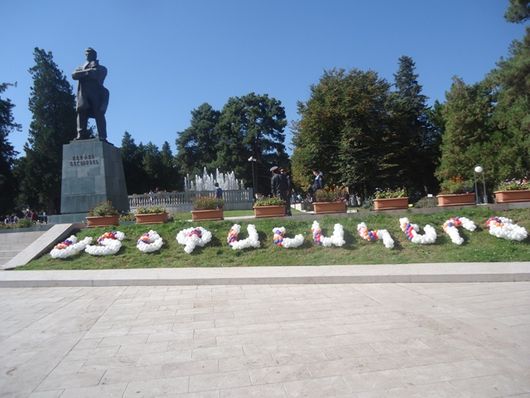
[1,282,530,397]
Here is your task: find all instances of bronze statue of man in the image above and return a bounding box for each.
[72,48,109,140]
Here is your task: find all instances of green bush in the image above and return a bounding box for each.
[254,197,285,206]
[439,177,473,194]
[315,187,347,202]
[88,201,119,216]
[135,206,167,214]
[374,187,407,199]
[193,196,224,210]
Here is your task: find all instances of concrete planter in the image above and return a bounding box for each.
[373,197,409,211]
[253,205,285,218]
[313,201,346,214]
[437,193,476,207]
[86,215,120,228]
[191,209,223,221]
[135,212,168,225]
[494,190,530,204]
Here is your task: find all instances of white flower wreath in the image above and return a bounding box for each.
[137,230,164,253]
[357,222,394,249]
[486,216,528,241]
[227,224,260,250]
[442,217,476,245]
[85,231,125,256]
[272,227,304,248]
[176,226,212,254]
[311,221,346,247]
[50,235,93,259]
[399,217,437,244]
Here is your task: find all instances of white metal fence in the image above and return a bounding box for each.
[128,189,254,212]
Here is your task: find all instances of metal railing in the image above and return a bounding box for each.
[128,189,254,212]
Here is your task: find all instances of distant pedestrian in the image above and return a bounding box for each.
[281,168,292,216]
[214,182,223,199]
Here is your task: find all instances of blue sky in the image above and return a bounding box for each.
[1,0,526,157]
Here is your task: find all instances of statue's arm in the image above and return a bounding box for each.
[72,67,98,80]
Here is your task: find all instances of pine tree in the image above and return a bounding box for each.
[18,48,76,213]
[0,83,21,214]
[120,131,148,194]
[160,141,181,191]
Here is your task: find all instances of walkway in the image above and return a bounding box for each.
[1,281,529,397]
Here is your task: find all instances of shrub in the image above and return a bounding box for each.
[135,206,167,214]
[88,201,119,216]
[439,176,473,194]
[254,197,286,206]
[315,187,347,202]
[374,187,407,199]
[193,196,224,210]
[496,178,530,191]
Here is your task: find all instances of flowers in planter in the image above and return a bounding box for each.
[176,227,212,253]
[85,231,125,256]
[50,235,93,259]
[495,178,529,191]
[314,187,347,202]
[311,221,345,247]
[136,206,167,215]
[357,222,394,249]
[442,217,476,245]
[272,227,304,248]
[88,201,119,216]
[399,217,437,244]
[227,224,260,250]
[486,217,528,241]
[137,230,164,253]
[254,197,286,206]
[193,196,224,210]
[374,187,407,199]
[439,176,474,194]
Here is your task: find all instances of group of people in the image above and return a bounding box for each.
[3,209,47,225]
[270,166,292,215]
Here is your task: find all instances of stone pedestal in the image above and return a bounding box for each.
[60,139,129,214]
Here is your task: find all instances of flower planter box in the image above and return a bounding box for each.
[494,190,530,204]
[86,215,120,228]
[191,209,223,221]
[373,197,409,211]
[253,205,286,218]
[436,193,476,207]
[135,212,168,225]
[313,201,346,214]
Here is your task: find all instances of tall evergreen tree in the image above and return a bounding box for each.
[0,83,21,214]
[505,0,529,23]
[175,103,220,177]
[215,93,288,194]
[18,48,76,213]
[160,141,181,191]
[120,131,148,194]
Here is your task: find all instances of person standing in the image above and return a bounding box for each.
[281,168,292,216]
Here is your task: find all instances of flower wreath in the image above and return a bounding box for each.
[357,222,394,249]
[272,227,304,248]
[486,216,527,241]
[176,226,212,254]
[85,231,125,256]
[311,221,345,247]
[50,235,93,259]
[227,224,260,250]
[442,217,476,245]
[399,217,437,244]
[137,230,164,253]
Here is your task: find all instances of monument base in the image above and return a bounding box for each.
[60,139,129,214]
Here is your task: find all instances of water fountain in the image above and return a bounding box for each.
[184,168,244,191]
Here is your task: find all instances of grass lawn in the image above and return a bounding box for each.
[21,207,530,270]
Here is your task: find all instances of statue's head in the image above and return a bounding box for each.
[85,47,97,61]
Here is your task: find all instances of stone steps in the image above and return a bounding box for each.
[0,231,47,267]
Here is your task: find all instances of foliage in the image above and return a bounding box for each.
[314,187,347,202]
[88,201,119,217]
[253,196,286,206]
[0,83,21,214]
[121,131,147,194]
[21,208,530,270]
[505,0,529,23]
[192,196,224,210]
[17,48,76,213]
[439,176,474,194]
[374,187,407,199]
[496,178,530,191]
[175,103,220,177]
[135,206,167,214]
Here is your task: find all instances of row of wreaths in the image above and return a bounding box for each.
[50,216,527,259]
